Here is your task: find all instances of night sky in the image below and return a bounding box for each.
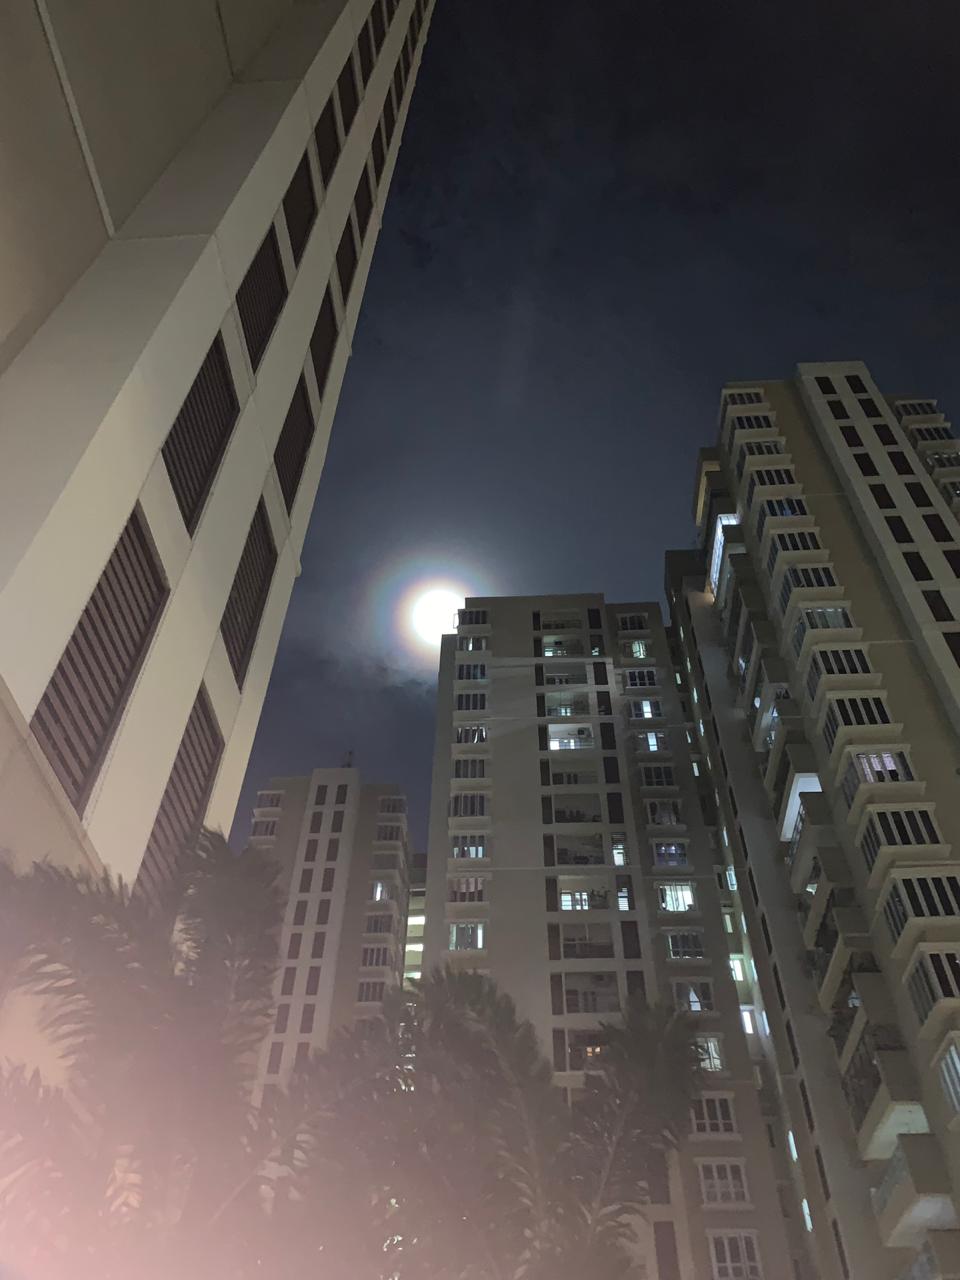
[235,0,960,849]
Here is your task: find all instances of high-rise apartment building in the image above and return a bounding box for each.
[248,766,410,1092]
[423,595,801,1280]
[0,0,434,895]
[404,850,427,986]
[667,360,960,1280]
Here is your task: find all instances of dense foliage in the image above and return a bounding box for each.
[0,839,700,1279]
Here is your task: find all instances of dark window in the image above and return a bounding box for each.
[815,1147,831,1201]
[336,221,359,302]
[300,1004,315,1034]
[944,633,960,668]
[552,1029,566,1071]
[925,590,954,623]
[354,167,374,240]
[266,1042,283,1074]
[816,376,836,394]
[337,57,360,136]
[541,796,553,824]
[310,811,323,833]
[845,374,867,395]
[162,335,239,534]
[371,125,386,182]
[335,783,348,803]
[327,838,339,861]
[321,867,335,892]
[306,965,321,995]
[274,377,316,513]
[946,550,960,577]
[392,63,403,105]
[331,810,344,833]
[860,398,882,420]
[906,481,933,508]
[547,923,560,960]
[310,288,338,397]
[280,967,296,996]
[799,1079,815,1130]
[904,552,933,582]
[275,1003,290,1034]
[890,450,914,476]
[288,933,302,960]
[761,915,772,952]
[294,1043,310,1071]
[587,608,602,629]
[282,151,317,266]
[827,399,849,421]
[854,452,879,478]
[653,1223,680,1280]
[924,513,953,543]
[299,869,313,894]
[236,226,287,372]
[603,757,620,785]
[315,783,328,804]
[621,920,641,958]
[600,722,616,750]
[870,483,894,509]
[832,1221,850,1280]
[293,900,307,926]
[550,973,564,1015]
[886,517,913,544]
[597,691,612,715]
[626,969,646,1002]
[32,506,168,809]
[773,964,785,1008]
[545,879,558,912]
[357,21,375,83]
[304,838,318,862]
[785,1020,799,1067]
[542,834,555,866]
[221,501,276,687]
[607,792,624,824]
[314,97,340,185]
[539,759,551,787]
[840,424,862,448]
[371,0,386,50]
[135,684,223,901]
[592,661,607,686]
[382,93,397,147]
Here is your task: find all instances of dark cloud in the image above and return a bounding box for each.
[235,0,960,848]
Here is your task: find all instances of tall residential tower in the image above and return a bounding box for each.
[668,360,960,1280]
[423,595,801,1280]
[0,0,434,895]
[248,766,410,1093]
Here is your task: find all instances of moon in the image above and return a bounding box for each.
[409,586,464,649]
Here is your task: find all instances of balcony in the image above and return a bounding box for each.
[786,791,836,893]
[548,724,595,751]
[545,694,591,718]
[543,664,587,687]
[543,638,584,658]
[561,923,614,959]
[872,1135,958,1249]
[554,797,603,825]
[898,1232,960,1280]
[841,1023,928,1160]
[556,836,606,867]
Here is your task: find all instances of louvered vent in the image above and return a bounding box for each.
[220,501,277,687]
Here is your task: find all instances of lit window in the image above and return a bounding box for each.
[726,866,738,891]
[697,1035,724,1072]
[729,956,745,982]
[659,882,696,912]
[801,1198,813,1232]
[692,760,701,776]
[611,834,627,866]
[449,922,485,950]
[740,1007,755,1034]
[759,1009,770,1036]
[787,1130,798,1162]
[723,910,735,934]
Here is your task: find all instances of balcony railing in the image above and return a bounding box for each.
[562,939,615,959]
[555,808,603,824]
[556,847,606,867]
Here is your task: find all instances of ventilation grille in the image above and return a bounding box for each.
[236,227,287,372]
[274,378,316,514]
[220,500,277,687]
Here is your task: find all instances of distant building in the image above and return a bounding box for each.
[423,594,801,1280]
[667,361,960,1280]
[249,766,410,1093]
[404,851,427,986]
[0,0,434,896]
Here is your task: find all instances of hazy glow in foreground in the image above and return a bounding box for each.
[410,586,464,648]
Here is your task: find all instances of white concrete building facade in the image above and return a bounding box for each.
[669,361,960,1280]
[0,0,434,894]
[422,594,800,1280]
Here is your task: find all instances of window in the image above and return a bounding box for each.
[458,634,489,651]
[33,506,169,810]
[453,757,486,779]
[326,838,339,861]
[287,933,302,960]
[236,226,287,371]
[692,1094,736,1135]
[376,823,403,841]
[937,1040,960,1115]
[641,765,675,787]
[611,834,628,865]
[379,795,406,813]
[336,218,359,302]
[456,663,486,680]
[697,1035,724,1072]
[314,784,328,806]
[647,799,681,825]
[331,810,344,833]
[787,1130,798,1162]
[674,979,715,1013]
[667,931,704,959]
[709,1233,762,1280]
[357,19,374,83]
[298,868,313,894]
[618,613,648,631]
[729,956,745,982]
[306,966,321,995]
[453,723,488,748]
[162,335,239,534]
[884,874,960,940]
[354,166,374,240]
[314,96,340,184]
[631,698,663,719]
[904,551,933,581]
[832,1222,850,1280]
[357,981,385,1003]
[854,452,879,477]
[924,513,954,543]
[456,693,487,711]
[777,564,837,615]
[448,875,484,903]
[658,882,696,912]
[451,833,487,859]
[625,667,658,689]
[449,922,485,950]
[458,609,488,626]
[653,841,687,865]
[449,792,488,817]
[841,750,913,806]
[220,500,277,687]
[641,731,669,753]
[274,376,316,513]
[908,950,960,1024]
[840,424,862,448]
[822,694,890,750]
[282,151,317,265]
[365,914,392,935]
[280,967,296,996]
[137,684,223,898]
[886,516,913,544]
[925,590,955,622]
[362,945,389,968]
[266,1042,284,1075]
[370,879,389,902]
[699,1160,749,1205]
[890,450,914,477]
[740,1007,755,1035]
[336,55,360,135]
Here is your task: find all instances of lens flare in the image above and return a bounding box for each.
[410,586,464,648]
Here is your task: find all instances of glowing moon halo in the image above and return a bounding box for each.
[409,585,464,649]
